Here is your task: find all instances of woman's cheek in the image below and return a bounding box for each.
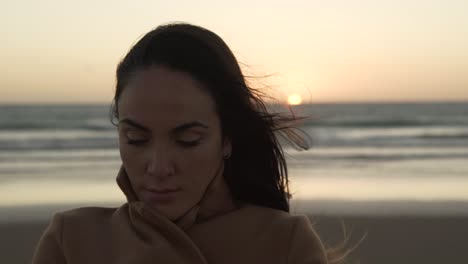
[180,144,221,181]
[119,145,135,165]
[119,144,146,178]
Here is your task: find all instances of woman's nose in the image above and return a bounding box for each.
[146,147,175,179]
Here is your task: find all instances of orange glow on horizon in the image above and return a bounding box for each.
[287,94,302,105]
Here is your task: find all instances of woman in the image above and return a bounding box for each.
[33,22,330,264]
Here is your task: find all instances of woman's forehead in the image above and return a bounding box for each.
[118,66,218,126]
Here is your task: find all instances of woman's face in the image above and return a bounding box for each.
[117,66,231,220]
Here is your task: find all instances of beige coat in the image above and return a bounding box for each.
[32,166,328,264]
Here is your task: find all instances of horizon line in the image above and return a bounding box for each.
[1,99,467,106]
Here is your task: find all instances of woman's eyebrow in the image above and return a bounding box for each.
[172,121,209,134]
[118,118,150,131]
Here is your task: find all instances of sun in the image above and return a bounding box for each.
[287,94,302,105]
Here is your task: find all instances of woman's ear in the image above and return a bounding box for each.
[222,137,232,159]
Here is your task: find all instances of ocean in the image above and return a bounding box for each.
[1,102,468,219]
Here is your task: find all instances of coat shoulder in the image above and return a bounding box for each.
[60,205,119,218]
[189,203,328,264]
[58,204,128,227]
[240,203,309,227]
[242,204,329,263]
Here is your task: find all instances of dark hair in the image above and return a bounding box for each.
[110,22,309,212]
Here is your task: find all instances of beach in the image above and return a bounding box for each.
[314,215,468,264]
[1,103,468,263]
[2,201,467,264]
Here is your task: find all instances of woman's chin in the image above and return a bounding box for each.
[145,202,190,221]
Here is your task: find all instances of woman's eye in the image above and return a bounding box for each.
[126,139,147,145]
[125,131,148,145]
[177,139,200,147]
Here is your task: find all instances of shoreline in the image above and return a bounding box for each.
[2,199,468,223]
[2,200,468,263]
[2,213,467,264]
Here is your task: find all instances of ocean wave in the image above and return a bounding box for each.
[304,118,468,128]
[0,149,120,162]
[1,103,466,150]
[0,130,118,150]
[0,137,118,151]
[306,126,468,144]
[288,152,468,162]
[0,159,121,174]
[416,134,468,139]
[0,123,115,131]
[285,147,468,162]
[307,119,425,127]
[0,129,117,140]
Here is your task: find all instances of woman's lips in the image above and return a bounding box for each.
[142,188,181,203]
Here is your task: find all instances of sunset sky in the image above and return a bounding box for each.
[2,0,467,104]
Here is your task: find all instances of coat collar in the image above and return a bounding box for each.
[116,164,239,231]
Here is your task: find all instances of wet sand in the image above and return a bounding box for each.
[310,215,468,264]
[1,202,467,264]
